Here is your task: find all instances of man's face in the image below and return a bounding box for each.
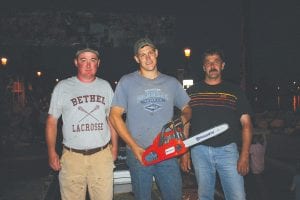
[74,52,100,81]
[134,45,158,72]
[203,54,225,80]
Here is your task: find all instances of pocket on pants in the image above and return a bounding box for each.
[222,143,238,154]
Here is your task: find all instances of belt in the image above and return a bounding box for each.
[63,143,109,155]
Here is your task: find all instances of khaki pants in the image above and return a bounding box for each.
[59,146,114,200]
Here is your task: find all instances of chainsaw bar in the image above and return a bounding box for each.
[142,123,229,166]
[183,123,229,147]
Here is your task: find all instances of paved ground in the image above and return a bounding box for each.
[44,169,199,200]
[0,134,299,200]
[113,172,199,200]
[0,142,50,200]
[1,156,295,200]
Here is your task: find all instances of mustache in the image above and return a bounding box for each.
[209,69,218,73]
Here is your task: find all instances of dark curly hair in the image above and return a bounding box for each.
[201,47,225,64]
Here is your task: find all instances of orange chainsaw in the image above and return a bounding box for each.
[142,118,229,166]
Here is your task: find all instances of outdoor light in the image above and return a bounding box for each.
[182,47,193,83]
[1,57,8,66]
[184,48,191,58]
[36,71,42,77]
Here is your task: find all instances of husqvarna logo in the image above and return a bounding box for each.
[196,131,214,141]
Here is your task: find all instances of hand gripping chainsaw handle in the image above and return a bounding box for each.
[142,118,229,166]
[142,118,188,166]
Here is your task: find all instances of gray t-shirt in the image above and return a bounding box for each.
[48,76,114,149]
[111,71,190,148]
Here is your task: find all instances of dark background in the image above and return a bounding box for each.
[0,1,299,199]
[1,0,298,87]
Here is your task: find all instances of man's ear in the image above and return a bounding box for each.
[134,55,140,64]
[74,59,78,68]
[222,62,225,70]
[203,66,206,71]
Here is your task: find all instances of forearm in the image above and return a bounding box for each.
[45,115,58,155]
[240,115,253,159]
[179,105,192,171]
[237,114,253,175]
[108,118,118,148]
[109,110,139,150]
[45,114,61,171]
[181,105,192,138]
[240,126,252,159]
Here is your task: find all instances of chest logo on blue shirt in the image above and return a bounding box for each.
[137,89,168,112]
[145,103,161,112]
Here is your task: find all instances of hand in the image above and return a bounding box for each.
[131,145,145,165]
[237,154,249,176]
[48,151,61,171]
[180,152,191,172]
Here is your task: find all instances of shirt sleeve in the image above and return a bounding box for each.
[105,82,114,116]
[48,82,63,119]
[111,76,128,112]
[237,89,253,117]
[174,79,191,110]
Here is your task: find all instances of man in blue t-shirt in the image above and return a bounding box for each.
[109,38,191,200]
[186,47,253,200]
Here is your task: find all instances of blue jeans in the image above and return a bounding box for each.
[191,143,246,200]
[126,148,182,200]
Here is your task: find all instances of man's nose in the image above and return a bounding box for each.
[145,54,151,60]
[208,62,216,67]
[86,60,92,67]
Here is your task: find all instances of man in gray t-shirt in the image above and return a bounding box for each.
[46,48,118,200]
[109,38,191,200]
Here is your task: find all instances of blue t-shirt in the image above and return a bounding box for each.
[111,71,190,148]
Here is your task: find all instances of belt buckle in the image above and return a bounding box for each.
[83,149,90,155]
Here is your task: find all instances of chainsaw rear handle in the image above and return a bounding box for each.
[142,118,187,166]
[142,138,188,166]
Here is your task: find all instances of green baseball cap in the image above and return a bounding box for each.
[75,48,100,58]
[133,38,156,55]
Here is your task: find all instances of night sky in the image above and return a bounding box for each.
[246,1,300,83]
[1,0,299,86]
